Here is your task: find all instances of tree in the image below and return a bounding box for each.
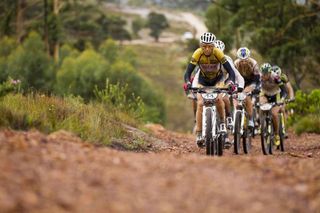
[7,31,53,91]
[131,17,144,37]
[146,12,169,42]
[205,0,320,89]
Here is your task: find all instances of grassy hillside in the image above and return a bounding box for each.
[0,93,151,150]
[126,43,195,132]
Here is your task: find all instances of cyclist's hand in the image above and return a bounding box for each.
[183,82,192,92]
[226,81,237,93]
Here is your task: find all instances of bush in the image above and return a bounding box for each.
[6,32,54,91]
[94,80,145,121]
[55,48,110,99]
[287,89,320,134]
[294,115,320,135]
[0,37,18,82]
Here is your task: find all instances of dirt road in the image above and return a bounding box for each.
[105,3,208,44]
[0,126,319,213]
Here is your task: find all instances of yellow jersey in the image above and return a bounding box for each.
[190,47,227,80]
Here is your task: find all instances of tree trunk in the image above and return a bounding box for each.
[53,0,59,63]
[16,0,26,43]
[44,0,50,55]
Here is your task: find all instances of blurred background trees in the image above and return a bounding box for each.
[205,0,320,90]
[0,0,165,124]
[0,0,319,131]
[146,12,169,42]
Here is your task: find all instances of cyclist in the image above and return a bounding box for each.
[234,47,260,129]
[270,65,295,138]
[260,65,288,146]
[270,65,295,101]
[192,40,245,128]
[183,32,236,147]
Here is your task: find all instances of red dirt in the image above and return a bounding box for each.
[0,126,319,213]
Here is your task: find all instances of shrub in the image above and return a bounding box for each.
[6,32,54,91]
[0,37,18,82]
[0,93,141,145]
[287,89,320,134]
[94,80,146,121]
[55,49,110,99]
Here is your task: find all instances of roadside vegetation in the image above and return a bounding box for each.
[0,78,152,150]
[287,89,320,135]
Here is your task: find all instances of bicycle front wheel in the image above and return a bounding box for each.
[279,113,285,152]
[205,108,214,156]
[233,111,242,154]
[260,115,272,155]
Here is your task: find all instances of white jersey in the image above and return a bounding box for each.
[223,55,244,89]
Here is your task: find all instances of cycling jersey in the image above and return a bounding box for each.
[234,58,260,87]
[261,75,286,97]
[184,47,235,86]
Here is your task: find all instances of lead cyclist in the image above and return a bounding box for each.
[191,40,244,148]
[183,32,236,147]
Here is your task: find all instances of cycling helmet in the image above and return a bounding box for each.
[237,47,250,59]
[271,65,282,76]
[200,32,216,45]
[260,63,272,74]
[214,40,225,52]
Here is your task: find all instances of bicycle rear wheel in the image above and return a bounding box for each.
[260,115,272,155]
[217,134,225,156]
[233,111,242,154]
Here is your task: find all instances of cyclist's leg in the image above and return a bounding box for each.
[216,94,226,133]
[192,99,197,119]
[196,93,203,133]
[271,106,280,133]
[223,94,233,128]
[271,94,280,134]
[245,96,253,119]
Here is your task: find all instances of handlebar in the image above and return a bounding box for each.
[189,87,233,94]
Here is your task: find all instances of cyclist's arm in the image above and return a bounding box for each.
[184,63,196,83]
[184,48,201,83]
[252,63,261,87]
[226,56,244,89]
[279,81,288,99]
[285,82,295,99]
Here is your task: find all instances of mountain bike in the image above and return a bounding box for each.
[191,87,230,156]
[259,101,286,155]
[233,92,252,154]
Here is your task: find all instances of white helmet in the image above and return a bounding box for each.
[237,47,250,59]
[271,65,282,77]
[214,40,225,52]
[200,32,216,45]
